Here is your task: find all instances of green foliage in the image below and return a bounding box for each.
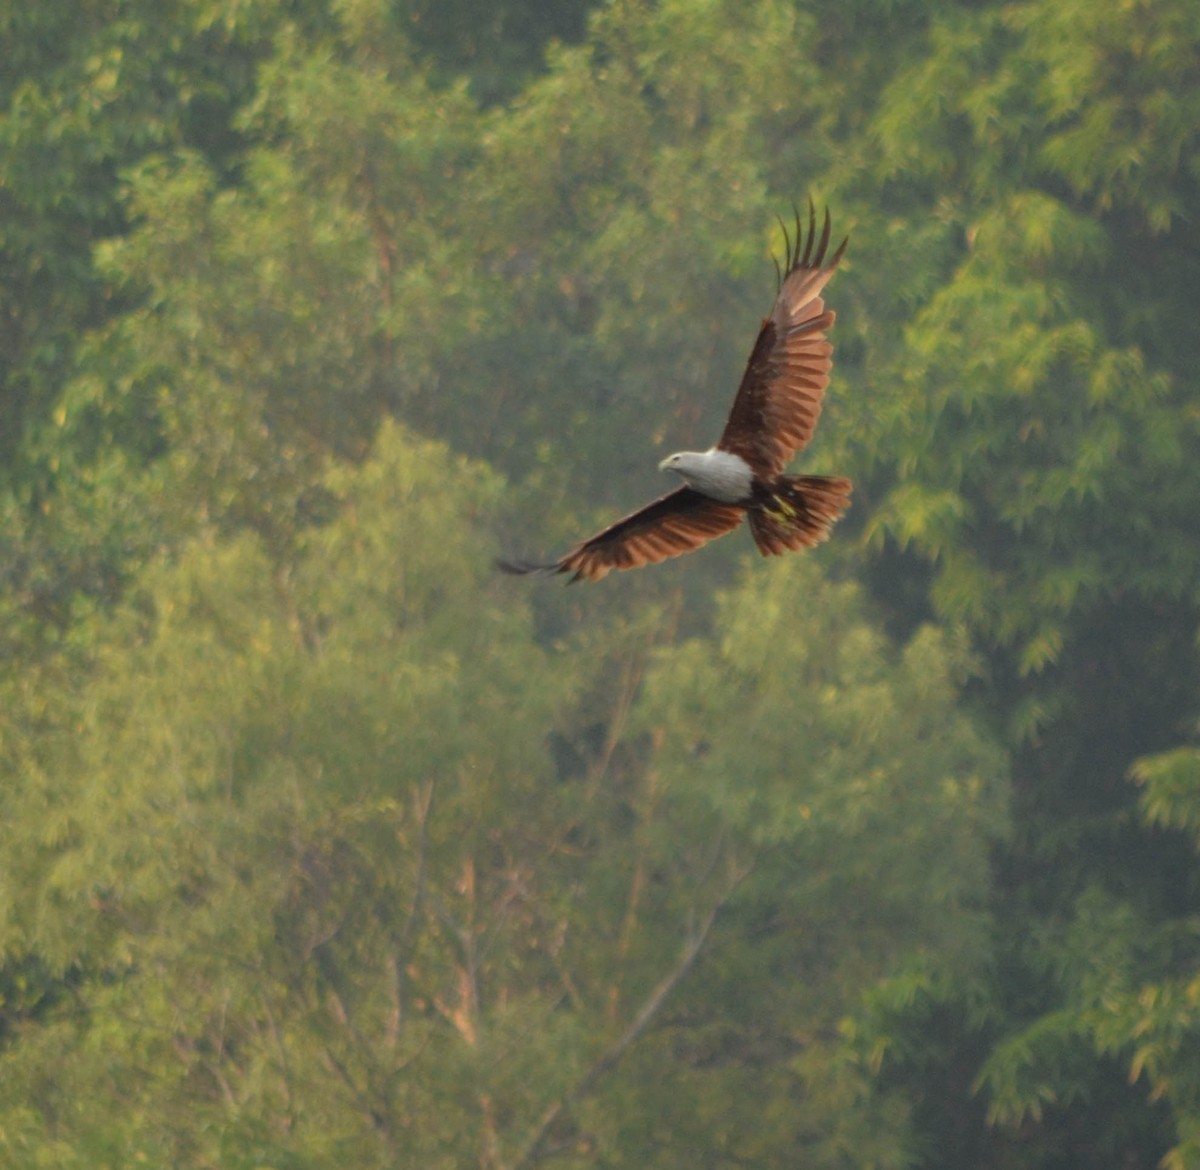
[635,560,1008,1166]
[0,423,1006,1168]
[847,0,1200,1158]
[2,424,575,1165]
[1134,746,1200,841]
[0,0,315,477]
[399,0,596,105]
[863,186,1197,685]
[2,0,1200,1165]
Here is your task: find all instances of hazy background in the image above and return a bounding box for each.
[2,0,1198,1165]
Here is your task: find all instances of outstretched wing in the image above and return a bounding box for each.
[499,487,744,583]
[717,203,847,480]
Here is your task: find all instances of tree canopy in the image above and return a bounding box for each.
[2,0,1199,1165]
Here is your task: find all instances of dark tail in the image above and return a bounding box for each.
[748,475,852,557]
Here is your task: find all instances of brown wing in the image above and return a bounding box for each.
[499,487,744,583]
[717,204,847,480]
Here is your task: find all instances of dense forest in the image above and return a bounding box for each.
[2,0,1199,1165]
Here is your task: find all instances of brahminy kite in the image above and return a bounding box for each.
[500,204,851,582]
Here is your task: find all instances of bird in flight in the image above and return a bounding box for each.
[500,204,851,582]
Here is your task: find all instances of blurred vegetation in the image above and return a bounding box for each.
[2,0,1199,1165]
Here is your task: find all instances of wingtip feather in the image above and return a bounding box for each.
[495,556,561,578]
[777,201,848,282]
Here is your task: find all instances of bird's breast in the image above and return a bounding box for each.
[688,449,755,503]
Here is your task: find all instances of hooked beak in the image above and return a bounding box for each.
[658,457,674,473]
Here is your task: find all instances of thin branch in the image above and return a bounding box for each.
[320,1042,391,1141]
[510,904,720,1170]
[389,778,434,1052]
[259,988,295,1131]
